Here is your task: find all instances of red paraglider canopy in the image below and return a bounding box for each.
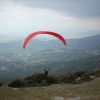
[23,31,66,48]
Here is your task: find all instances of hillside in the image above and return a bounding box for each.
[0,34,100,84]
[0,77,100,100]
[0,55,100,84]
[67,34,100,50]
[0,35,100,63]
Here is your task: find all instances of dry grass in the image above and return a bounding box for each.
[0,77,100,100]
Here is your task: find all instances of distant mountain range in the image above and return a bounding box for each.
[0,34,100,84]
[67,34,100,50]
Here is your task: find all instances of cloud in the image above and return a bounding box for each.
[17,0,100,18]
[0,0,100,38]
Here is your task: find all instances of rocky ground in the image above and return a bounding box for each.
[0,77,100,100]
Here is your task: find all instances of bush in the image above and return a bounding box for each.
[81,73,91,82]
[95,69,100,77]
[0,83,2,86]
[57,73,77,83]
[23,80,37,87]
[87,71,95,76]
[24,73,57,87]
[74,70,86,77]
[8,79,24,88]
[46,76,57,84]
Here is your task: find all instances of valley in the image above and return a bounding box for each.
[0,35,100,84]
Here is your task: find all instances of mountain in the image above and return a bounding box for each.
[0,34,100,63]
[67,34,100,50]
[0,34,100,84]
[0,55,100,84]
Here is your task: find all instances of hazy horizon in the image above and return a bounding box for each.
[0,0,100,39]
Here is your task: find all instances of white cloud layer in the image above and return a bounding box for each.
[0,0,100,38]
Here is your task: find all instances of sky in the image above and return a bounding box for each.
[0,0,100,39]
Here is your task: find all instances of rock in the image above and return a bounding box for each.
[90,75,96,80]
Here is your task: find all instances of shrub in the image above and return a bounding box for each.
[57,73,77,83]
[46,75,57,84]
[8,79,24,88]
[23,80,37,87]
[24,73,57,87]
[95,69,100,77]
[87,71,95,76]
[81,73,91,82]
[0,83,2,86]
[74,70,86,77]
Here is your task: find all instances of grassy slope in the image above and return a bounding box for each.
[0,77,100,100]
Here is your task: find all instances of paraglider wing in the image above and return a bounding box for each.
[23,31,66,48]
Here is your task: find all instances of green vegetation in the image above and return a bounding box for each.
[57,73,77,83]
[8,79,24,88]
[0,77,100,100]
[0,69,100,100]
[24,73,56,87]
[6,69,100,88]
[0,82,2,86]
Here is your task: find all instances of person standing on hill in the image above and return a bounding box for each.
[44,68,49,75]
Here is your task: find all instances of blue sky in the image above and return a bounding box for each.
[0,0,100,39]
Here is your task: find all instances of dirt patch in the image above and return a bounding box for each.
[52,96,81,100]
